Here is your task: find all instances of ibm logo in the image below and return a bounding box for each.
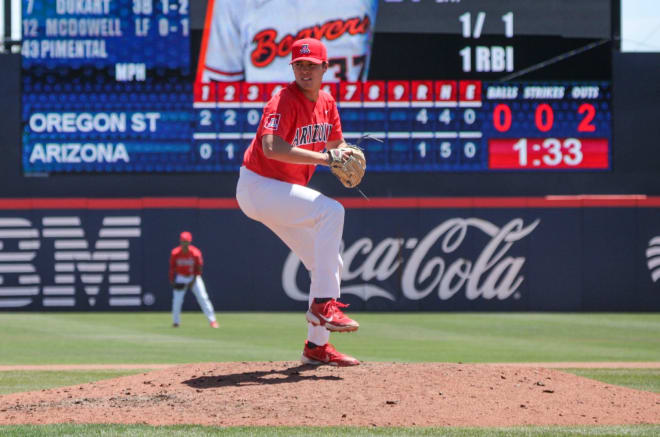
[0,216,146,309]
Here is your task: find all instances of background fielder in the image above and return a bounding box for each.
[196,0,378,83]
[169,231,219,328]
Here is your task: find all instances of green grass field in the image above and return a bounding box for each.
[0,311,659,436]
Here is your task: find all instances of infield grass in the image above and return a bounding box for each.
[1,312,659,364]
[561,368,660,393]
[0,370,151,395]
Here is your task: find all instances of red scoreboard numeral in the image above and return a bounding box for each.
[265,83,287,99]
[321,83,339,100]
[194,82,216,104]
[493,104,512,132]
[339,82,363,104]
[241,83,265,103]
[216,82,240,104]
[535,103,554,132]
[577,103,597,132]
[364,81,385,105]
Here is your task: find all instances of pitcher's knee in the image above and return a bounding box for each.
[328,199,345,221]
[318,197,345,230]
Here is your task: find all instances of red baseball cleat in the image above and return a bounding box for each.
[306,299,359,332]
[301,341,359,366]
[210,321,219,328]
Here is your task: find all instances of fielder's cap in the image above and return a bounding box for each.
[179,231,192,242]
[290,38,327,65]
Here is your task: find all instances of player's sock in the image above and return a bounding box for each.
[307,341,319,349]
[313,298,332,304]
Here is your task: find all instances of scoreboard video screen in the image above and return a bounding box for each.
[20,0,612,174]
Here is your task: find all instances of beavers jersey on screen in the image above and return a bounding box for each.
[197,0,378,83]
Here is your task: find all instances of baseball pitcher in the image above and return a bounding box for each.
[236,38,365,366]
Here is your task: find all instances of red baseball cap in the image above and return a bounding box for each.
[179,231,192,242]
[290,38,327,64]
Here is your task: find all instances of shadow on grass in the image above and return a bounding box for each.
[182,364,341,389]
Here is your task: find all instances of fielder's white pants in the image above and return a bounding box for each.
[171,274,217,324]
[236,166,344,346]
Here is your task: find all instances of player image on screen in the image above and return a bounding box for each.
[196,0,378,83]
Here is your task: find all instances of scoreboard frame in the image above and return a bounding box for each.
[19,0,614,175]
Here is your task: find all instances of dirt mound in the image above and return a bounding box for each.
[1,362,659,427]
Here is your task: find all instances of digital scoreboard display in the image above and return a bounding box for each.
[21,0,193,173]
[484,82,610,170]
[20,0,612,174]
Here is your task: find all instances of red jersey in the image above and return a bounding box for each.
[243,81,343,186]
[169,245,203,281]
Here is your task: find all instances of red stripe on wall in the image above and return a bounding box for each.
[0,196,657,210]
[337,197,533,208]
[545,195,647,208]
[639,197,660,207]
[198,198,240,209]
[141,198,200,208]
[87,199,143,209]
[0,199,33,209]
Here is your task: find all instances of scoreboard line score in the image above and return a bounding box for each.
[191,80,610,172]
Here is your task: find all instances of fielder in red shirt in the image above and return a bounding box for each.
[169,231,218,328]
[236,38,360,366]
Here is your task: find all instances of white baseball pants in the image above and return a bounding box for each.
[171,275,217,325]
[236,166,345,346]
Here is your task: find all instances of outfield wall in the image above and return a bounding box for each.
[0,196,659,312]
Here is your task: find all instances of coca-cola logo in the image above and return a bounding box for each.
[647,236,660,283]
[282,217,540,302]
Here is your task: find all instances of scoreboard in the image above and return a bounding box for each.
[192,80,611,171]
[20,0,613,174]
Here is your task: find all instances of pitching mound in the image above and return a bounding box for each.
[1,362,659,427]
